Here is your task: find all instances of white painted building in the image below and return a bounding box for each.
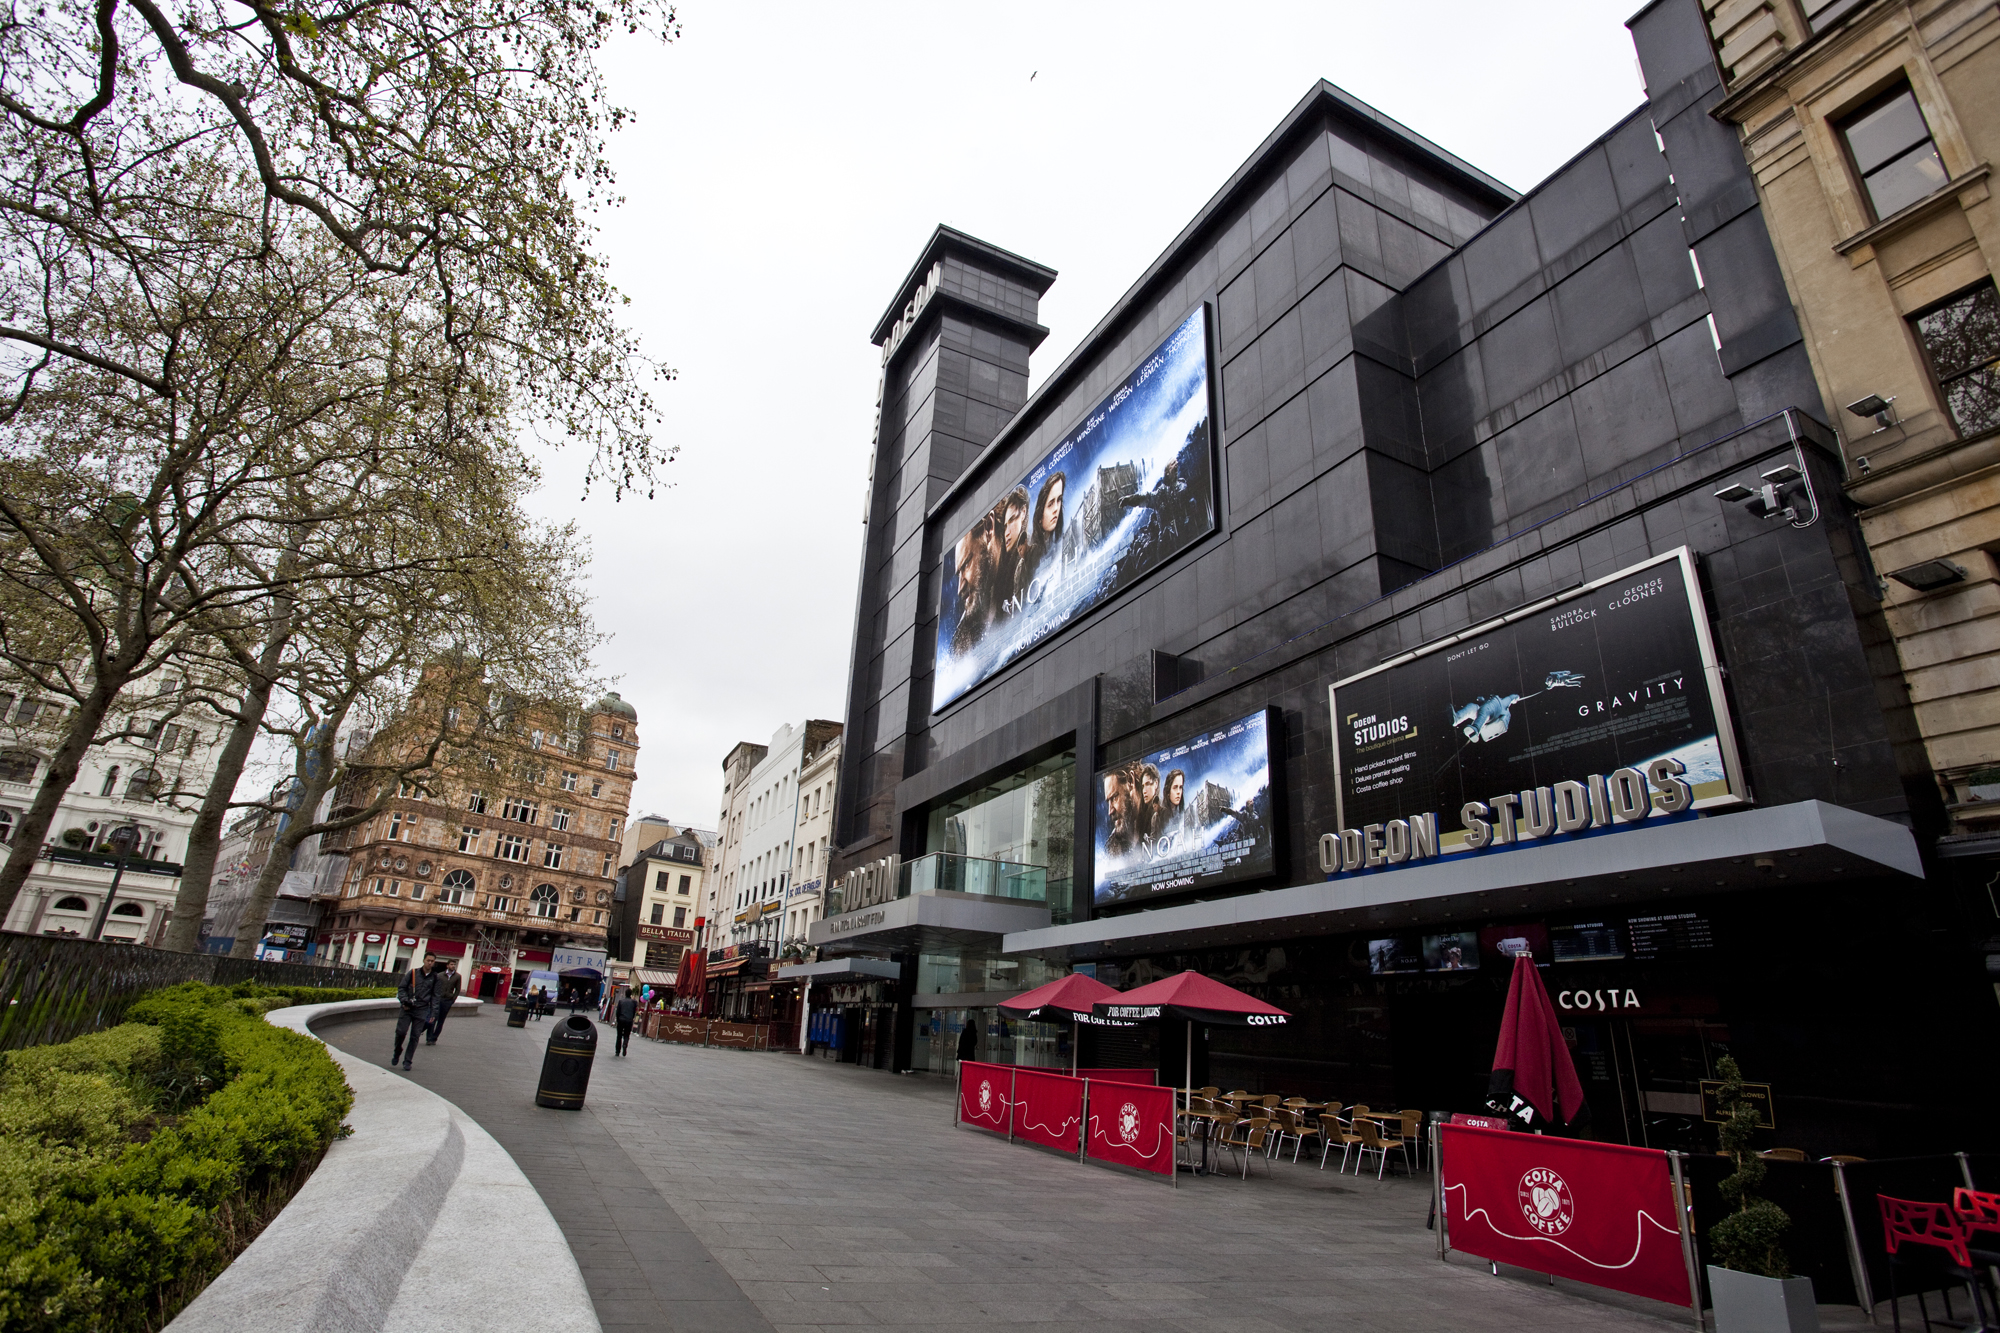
[782,731,840,956]
[713,719,841,954]
[0,677,227,943]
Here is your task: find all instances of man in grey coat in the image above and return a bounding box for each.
[425,962,463,1045]
[393,955,440,1071]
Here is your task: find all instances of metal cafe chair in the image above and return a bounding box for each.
[1878,1194,1994,1333]
[1354,1117,1411,1180]
[1278,1107,1326,1164]
[1218,1117,1272,1179]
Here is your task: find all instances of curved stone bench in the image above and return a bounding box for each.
[166,997,599,1333]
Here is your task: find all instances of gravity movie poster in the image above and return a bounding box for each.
[1093,708,1276,908]
[1329,550,1743,850]
[934,306,1216,709]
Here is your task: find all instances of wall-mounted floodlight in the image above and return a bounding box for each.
[1886,559,1968,592]
[1715,463,1809,522]
[1846,394,1897,432]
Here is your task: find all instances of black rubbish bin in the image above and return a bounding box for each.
[535,1014,598,1109]
[506,996,530,1029]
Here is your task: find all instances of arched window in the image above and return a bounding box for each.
[124,768,159,802]
[530,883,560,919]
[0,750,38,784]
[53,895,89,911]
[111,902,144,916]
[99,764,121,796]
[438,869,475,906]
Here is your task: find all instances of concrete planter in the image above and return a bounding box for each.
[1708,1265,1818,1333]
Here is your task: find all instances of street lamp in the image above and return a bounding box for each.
[86,825,141,942]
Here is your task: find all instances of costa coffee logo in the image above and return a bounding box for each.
[1518,1167,1575,1236]
[978,1080,994,1115]
[1118,1102,1141,1144]
[1246,1014,1284,1026]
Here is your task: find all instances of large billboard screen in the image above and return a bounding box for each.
[1329,548,1745,857]
[1093,707,1276,908]
[935,306,1215,709]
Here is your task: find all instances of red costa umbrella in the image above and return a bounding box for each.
[1488,952,1588,1131]
[998,972,1125,1074]
[1092,970,1290,1113]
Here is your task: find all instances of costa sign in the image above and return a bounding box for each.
[1326,548,1747,872]
[1558,987,1642,1012]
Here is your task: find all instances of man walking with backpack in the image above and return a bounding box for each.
[394,954,440,1071]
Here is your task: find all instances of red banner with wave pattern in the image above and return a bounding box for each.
[1440,1124,1691,1306]
[1085,1081,1176,1176]
[957,1061,1013,1135]
[1010,1068,1083,1153]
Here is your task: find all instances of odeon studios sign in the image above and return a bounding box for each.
[1316,758,1695,874]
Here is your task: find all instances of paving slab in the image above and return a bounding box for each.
[326,1011,1875,1333]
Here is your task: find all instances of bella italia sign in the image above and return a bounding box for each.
[1321,549,1747,875]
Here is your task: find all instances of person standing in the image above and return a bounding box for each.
[956,1015,979,1068]
[425,962,463,1045]
[393,956,440,1071]
[613,988,639,1057]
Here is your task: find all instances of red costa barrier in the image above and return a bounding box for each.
[1439,1124,1694,1307]
[1086,1081,1177,1177]
[957,1061,1013,1135]
[1072,1067,1157,1085]
[1011,1068,1083,1153]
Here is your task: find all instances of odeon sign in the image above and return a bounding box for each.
[1317,757,1693,875]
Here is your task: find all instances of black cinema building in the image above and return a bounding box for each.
[811,0,1998,1158]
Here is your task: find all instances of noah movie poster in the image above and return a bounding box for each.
[934,306,1216,709]
[1093,708,1277,908]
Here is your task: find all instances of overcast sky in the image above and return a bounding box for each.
[528,0,1650,831]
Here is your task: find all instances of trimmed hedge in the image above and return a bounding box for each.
[0,982,377,1330]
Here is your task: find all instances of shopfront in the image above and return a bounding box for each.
[820,33,2000,1152]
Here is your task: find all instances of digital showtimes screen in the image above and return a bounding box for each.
[1092,708,1276,908]
[935,307,1216,709]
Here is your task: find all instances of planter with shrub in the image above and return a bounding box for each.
[1706,1056,1818,1333]
[0,981,385,1330]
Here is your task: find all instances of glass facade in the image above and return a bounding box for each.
[923,751,1074,915]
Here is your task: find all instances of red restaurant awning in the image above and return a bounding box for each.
[1094,970,1290,1027]
[997,971,1121,1021]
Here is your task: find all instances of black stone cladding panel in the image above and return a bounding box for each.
[828,2,1914,903]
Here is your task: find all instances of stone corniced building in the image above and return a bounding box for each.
[316,691,639,991]
[1701,0,2000,861]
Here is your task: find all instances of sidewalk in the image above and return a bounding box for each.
[326,1012,1809,1333]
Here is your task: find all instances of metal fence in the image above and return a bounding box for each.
[0,931,400,1052]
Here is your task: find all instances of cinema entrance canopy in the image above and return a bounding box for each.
[1004,799,1921,961]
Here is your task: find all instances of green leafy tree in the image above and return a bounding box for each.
[1708,1055,1791,1278]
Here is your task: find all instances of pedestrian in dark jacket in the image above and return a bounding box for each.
[394,956,440,1070]
[957,1018,978,1065]
[425,964,463,1045]
[614,990,639,1057]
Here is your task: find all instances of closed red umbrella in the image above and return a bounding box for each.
[1487,952,1588,1131]
[999,972,1125,1074]
[1093,970,1290,1115]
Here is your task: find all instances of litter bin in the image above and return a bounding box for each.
[506,996,529,1029]
[535,1014,598,1109]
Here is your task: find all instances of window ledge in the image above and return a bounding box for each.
[1835,163,1990,259]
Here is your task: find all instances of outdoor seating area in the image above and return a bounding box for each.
[1174,1089,1427,1181]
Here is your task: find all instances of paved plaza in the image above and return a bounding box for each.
[325,1009,1826,1333]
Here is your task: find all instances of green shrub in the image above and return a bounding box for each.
[0,982,355,1330]
[1708,1055,1791,1278]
